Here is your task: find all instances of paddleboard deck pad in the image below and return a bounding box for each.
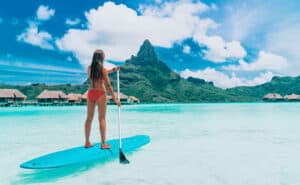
[20,135,150,169]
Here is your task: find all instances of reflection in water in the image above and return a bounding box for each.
[13,158,116,184]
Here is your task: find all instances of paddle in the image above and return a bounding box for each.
[117,70,130,164]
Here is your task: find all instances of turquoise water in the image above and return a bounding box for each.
[1,103,300,185]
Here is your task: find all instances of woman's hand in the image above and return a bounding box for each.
[107,66,121,74]
[114,99,121,107]
[113,66,120,71]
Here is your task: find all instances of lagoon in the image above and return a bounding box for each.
[1,103,300,185]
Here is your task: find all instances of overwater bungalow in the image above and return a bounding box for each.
[0,89,27,106]
[37,90,67,105]
[81,91,138,105]
[263,93,284,101]
[81,91,88,103]
[67,93,82,104]
[107,92,129,104]
[284,93,300,101]
[129,96,140,104]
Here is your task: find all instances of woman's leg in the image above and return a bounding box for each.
[97,95,109,147]
[85,99,96,146]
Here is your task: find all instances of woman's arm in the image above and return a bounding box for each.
[87,66,91,80]
[103,68,121,106]
[106,66,120,74]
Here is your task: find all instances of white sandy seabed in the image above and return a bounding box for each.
[1,103,300,185]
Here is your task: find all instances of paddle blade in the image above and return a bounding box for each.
[119,149,130,164]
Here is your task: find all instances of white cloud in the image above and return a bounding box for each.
[183,45,191,54]
[265,20,300,76]
[180,68,274,88]
[141,1,246,63]
[194,35,247,62]
[0,59,83,73]
[65,18,81,26]
[103,61,116,69]
[247,71,275,86]
[36,5,55,21]
[17,5,56,50]
[17,22,54,50]
[56,1,218,67]
[218,1,299,76]
[220,3,269,42]
[139,0,209,17]
[225,51,288,71]
[56,0,252,69]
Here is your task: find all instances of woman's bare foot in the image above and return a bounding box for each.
[101,143,111,149]
[85,142,94,148]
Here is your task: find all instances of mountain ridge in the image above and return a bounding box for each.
[1,39,299,102]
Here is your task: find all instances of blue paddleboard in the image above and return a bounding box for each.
[20,135,150,169]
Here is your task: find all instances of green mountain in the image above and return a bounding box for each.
[226,76,300,100]
[108,40,239,102]
[1,39,299,103]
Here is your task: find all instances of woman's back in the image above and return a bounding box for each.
[88,65,106,91]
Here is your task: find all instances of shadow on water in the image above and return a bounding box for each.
[12,158,117,185]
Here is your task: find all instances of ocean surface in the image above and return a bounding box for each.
[1,103,300,185]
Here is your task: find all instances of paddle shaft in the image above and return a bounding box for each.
[117,70,129,164]
[117,70,122,149]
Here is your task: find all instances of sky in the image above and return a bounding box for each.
[0,0,299,88]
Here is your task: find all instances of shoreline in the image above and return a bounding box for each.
[1,101,300,108]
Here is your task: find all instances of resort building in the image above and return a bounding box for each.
[0,89,27,105]
[263,93,284,101]
[284,94,300,101]
[37,90,67,105]
[67,93,82,104]
[129,96,140,104]
[81,90,140,104]
[107,92,129,104]
[81,91,88,103]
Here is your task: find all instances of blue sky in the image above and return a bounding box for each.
[0,0,299,88]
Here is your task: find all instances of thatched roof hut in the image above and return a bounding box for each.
[0,89,27,102]
[284,93,300,101]
[81,91,88,100]
[129,96,140,103]
[107,92,128,100]
[263,93,284,101]
[37,90,67,102]
[67,93,82,102]
[115,92,128,100]
[82,90,131,104]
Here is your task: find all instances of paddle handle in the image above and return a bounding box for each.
[117,70,122,149]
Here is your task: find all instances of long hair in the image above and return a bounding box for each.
[90,50,104,87]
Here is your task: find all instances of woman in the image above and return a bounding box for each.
[85,49,121,149]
